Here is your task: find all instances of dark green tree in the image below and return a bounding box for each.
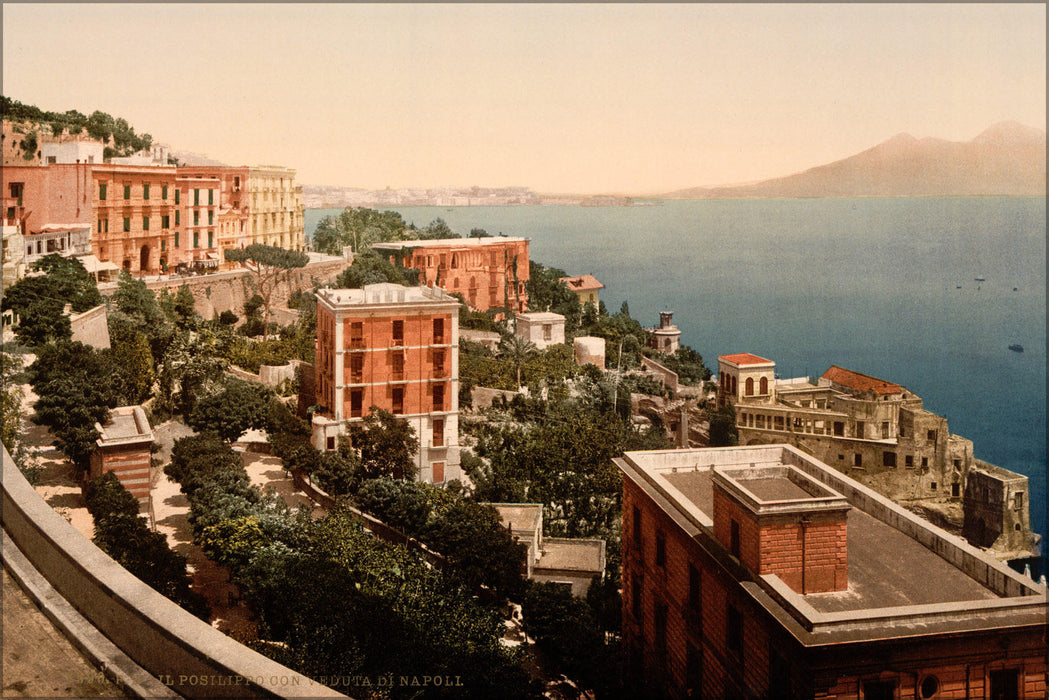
[333,250,420,289]
[347,408,419,481]
[709,402,740,447]
[356,478,432,536]
[187,377,275,443]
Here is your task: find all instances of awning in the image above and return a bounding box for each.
[76,254,119,274]
[206,252,220,260]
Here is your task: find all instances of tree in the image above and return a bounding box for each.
[187,377,275,443]
[333,250,419,289]
[0,352,35,481]
[522,582,607,687]
[469,228,491,238]
[313,440,361,496]
[2,255,103,346]
[498,334,536,389]
[418,217,457,239]
[224,244,309,340]
[709,402,740,447]
[28,342,121,472]
[108,328,155,404]
[356,478,431,536]
[311,207,411,255]
[347,408,419,481]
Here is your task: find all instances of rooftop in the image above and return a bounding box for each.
[536,538,606,574]
[821,365,902,395]
[516,311,565,322]
[372,237,527,250]
[558,274,604,291]
[618,445,1044,642]
[96,406,152,444]
[719,353,774,367]
[315,283,457,308]
[490,503,543,535]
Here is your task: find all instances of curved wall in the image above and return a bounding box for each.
[1,447,346,699]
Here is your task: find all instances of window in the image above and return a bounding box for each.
[350,322,364,348]
[161,215,170,229]
[631,575,643,624]
[862,680,896,700]
[632,506,642,553]
[769,646,791,700]
[174,232,180,248]
[350,389,363,417]
[905,455,914,468]
[655,529,666,568]
[685,642,702,697]
[175,210,180,226]
[730,519,741,558]
[208,210,214,226]
[433,383,444,411]
[1014,492,1024,509]
[930,481,937,491]
[543,323,552,341]
[349,354,363,382]
[759,376,769,394]
[921,457,928,469]
[727,605,743,664]
[160,240,166,252]
[99,183,107,200]
[123,217,131,233]
[123,184,131,200]
[745,377,754,396]
[326,436,336,451]
[207,231,213,248]
[143,183,150,200]
[208,189,214,205]
[653,601,667,659]
[833,421,845,436]
[432,418,444,447]
[193,231,199,248]
[881,421,890,437]
[392,386,404,414]
[392,319,404,345]
[432,461,445,483]
[854,453,863,468]
[688,564,701,619]
[143,216,149,231]
[883,451,896,468]
[193,211,200,226]
[162,185,168,200]
[927,429,937,442]
[433,349,446,376]
[391,351,404,380]
[432,318,445,343]
[194,189,200,206]
[989,669,1019,700]
[856,421,865,438]
[175,188,180,204]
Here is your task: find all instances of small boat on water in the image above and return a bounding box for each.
[975,276,986,282]
[1008,344,1024,353]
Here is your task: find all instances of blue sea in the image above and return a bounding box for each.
[307,198,1047,560]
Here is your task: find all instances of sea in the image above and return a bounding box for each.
[306,197,1047,571]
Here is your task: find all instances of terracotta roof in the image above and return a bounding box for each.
[822,365,901,395]
[719,353,774,366]
[559,274,604,291]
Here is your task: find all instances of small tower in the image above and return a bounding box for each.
[649,310,681,354]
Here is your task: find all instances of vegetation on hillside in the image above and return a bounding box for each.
[311,205,463,255]
[2,95,153,159]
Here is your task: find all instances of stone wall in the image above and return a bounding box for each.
[68,304,111,349]
[98,258,350,321]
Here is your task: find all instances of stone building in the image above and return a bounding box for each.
[646,311,682,354]
[558,273,603,307]
[312,283,460,484]
[372,236,530,313]
[716,354,1036,558]
[964,462,1033,556]
[573,335,606,368]
[617,444,1047,699]
[515,311,565,350]
[90,406,153,507]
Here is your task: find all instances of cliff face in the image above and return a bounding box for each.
[667,122,1046,199]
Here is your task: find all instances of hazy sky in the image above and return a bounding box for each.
[3,3,1045,194]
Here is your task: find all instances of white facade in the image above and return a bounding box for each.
[515,311,565,350]
[40,140,104,165]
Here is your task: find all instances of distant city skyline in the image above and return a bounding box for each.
[3,3,1045,194]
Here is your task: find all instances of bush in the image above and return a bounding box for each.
[356,478,431,537]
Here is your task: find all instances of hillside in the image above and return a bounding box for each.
[666,122,1046,199]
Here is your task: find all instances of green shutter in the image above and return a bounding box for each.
[193,232,199,248]
[208,210,213,225]
[162,185,168,200]
[143,183,149,199]
[175,210,180,226]
[99,183,107,200]
[174,231,180,248]
[208,189,214,205]
[143,216,149,231]
[208,231,213,248]
[175,189,180,204]
[123,217,130,232]
[123,185,130,200]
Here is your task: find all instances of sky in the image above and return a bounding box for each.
[2,3,1045,194]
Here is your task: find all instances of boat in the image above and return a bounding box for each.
[1008,344,1024,353]
[975,276,986,282]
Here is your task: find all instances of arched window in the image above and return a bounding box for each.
[745,377,754,396]
[759,376,769,395]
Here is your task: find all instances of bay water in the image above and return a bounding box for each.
[306,198,1047,557]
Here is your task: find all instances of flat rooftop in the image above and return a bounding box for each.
[536,539,606,574]
[315,283,456,308]
[96,406,151,443]
[373,237,527,249]
[490,504,542,534]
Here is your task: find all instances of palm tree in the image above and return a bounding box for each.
[499,334,536,389]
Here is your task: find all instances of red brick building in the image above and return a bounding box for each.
[90,406,153,507]
[616,444,1046,699]
[372,237,529,313]
[312,283,460,484]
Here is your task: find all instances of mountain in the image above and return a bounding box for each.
[665,122,1046,199]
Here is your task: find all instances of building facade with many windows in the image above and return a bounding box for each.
[617,444,1046,699]
[312,283,460,484]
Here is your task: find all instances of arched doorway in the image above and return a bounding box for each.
[139,245,150,272]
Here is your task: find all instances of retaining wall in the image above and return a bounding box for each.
[1,446,346,699]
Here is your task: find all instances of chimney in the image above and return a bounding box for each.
[712,464,849,594]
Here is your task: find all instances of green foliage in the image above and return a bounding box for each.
[27,342,121,471]
[498,334,535,389]
[311,206,413,255]
[645,344,712,385]
[84,472,209,619]
[108,328,155,404]
[187,377,275,442]
[333,249,420,289]
[348,408,419,481]
[225,245,309,340]
[218,310,239,325]
[469,228,491,238]
[355,478,432,537]
[2,255,103,346]
[165,433,247,498]
[525,261,581,325]
[417,217,458,239]
[709,402,740,447]
[1,97,152,156]
[200,516,267,569]
[0,353,35,480]
[313,439,362,496]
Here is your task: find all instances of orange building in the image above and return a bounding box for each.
[616,444,1047,699]
[90,406,154,508]
[313,283,460,484]
[372,237,530,313]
